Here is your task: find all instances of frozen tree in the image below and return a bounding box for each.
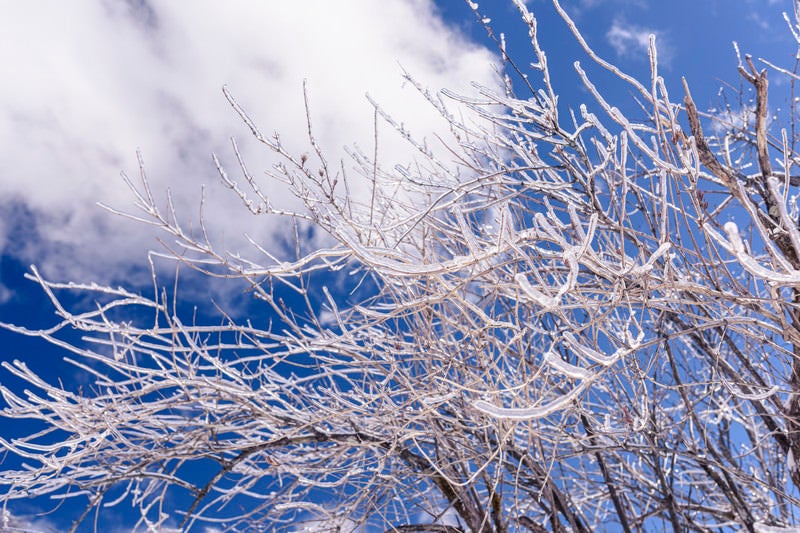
[5,1,800,531]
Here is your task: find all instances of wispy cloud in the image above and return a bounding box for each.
[606,17,673,67]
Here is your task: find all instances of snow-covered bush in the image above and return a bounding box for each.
[4,1,800,531]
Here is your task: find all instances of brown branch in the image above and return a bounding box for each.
[387,526,465,533]
[500,445,590,533]
[348,421,485,532]
[663,337,757,531]
[666,312,789,452]
[579,413,633,533]
[489,482,506,533]
[738,55,772,178]
[737,56,800,490]
[683,78,738,187]
[517,516,548,533]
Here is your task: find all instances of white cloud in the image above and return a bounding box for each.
[0,0,498,287]
[606,17,673,66]
[710,103,756,136]
[548,0,647,19]
[0,508,58,533]
[0,282,11,305]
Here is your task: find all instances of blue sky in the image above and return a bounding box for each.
[0,0,797,530]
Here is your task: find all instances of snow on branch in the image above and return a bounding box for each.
[712,221,800,285]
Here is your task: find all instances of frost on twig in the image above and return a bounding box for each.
[710,221,800,285]
[473,327,643,420]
